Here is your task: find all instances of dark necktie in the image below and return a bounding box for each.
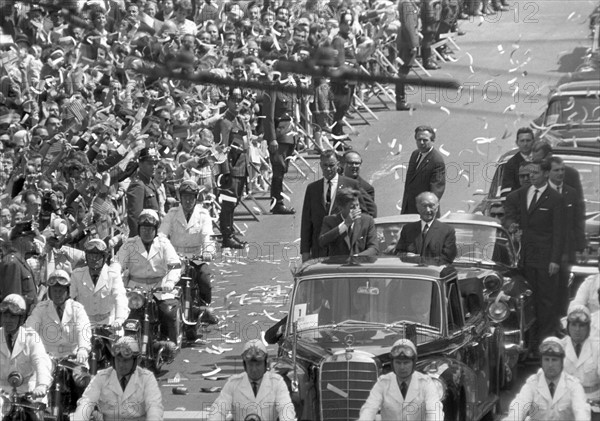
[548,382,555,397]
[251,381,259,397]
[120,376,128,391]
[556,185,562,195]
[325,181,332,214]
[415,153,423,169]
[420,223,429,255]
[400,381,408,399]
[575,343,582,357]
[6,334,14,353]
[528,189,539,212]
[56,305,64,320]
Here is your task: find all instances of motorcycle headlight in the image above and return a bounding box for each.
[430,377,446,400]
[488,301,510,322]
[127,291,145,309]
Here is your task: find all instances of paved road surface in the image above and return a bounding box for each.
[157,1,596,418]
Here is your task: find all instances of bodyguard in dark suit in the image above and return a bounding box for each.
[548,156,586,315]
[301,151,365,262]
[504,159,565,346]
[500,127,535,196]
[394,192,457,265]
[342,151,377,217]
[319,188,379,258]
[532,141,584,201]
[401,126,446,215]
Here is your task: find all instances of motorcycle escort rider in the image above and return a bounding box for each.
[208,339,297,421]
[116,209,182,356]
[25,270,92,390]
[73,336,164,421]
[159,179,218,325]
[70,239,129,329]
[503,336,591,421]
[0,294,52,398]
[358,338,444,421]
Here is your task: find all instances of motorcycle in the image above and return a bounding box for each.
[47,356,88,421]
[180,256,218,341]
[123,287,181,373]
[0,372,47,421]
[89,325,119,375]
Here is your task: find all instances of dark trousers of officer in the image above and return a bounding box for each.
[186,262,213,305]
[219,175,246,239]
[557,258,572,316]
[270,143,294,206]
[331,81,355,136]
[394,47,416,104]
[421,31,438,64]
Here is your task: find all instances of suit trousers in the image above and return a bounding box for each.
[523,265,560,346]
[557,259,572,316]
[219,176,246,238]
[395,47,416,103]
[331,81,355,135]
[421,31,438,63]
[270,143,294,206]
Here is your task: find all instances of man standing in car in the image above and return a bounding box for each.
[500,127,535,196]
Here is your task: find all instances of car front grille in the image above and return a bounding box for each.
[319,354,378,421]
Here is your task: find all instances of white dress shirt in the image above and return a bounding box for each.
[324,174,339,215]
[527,183,548,208]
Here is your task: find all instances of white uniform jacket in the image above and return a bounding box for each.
[159,205,215,257]
[561,337,600,400]
[358,371,444,421]
[503,368,590,421]
[572,273,600,313]
[0,326,53,393]
[73,366,163,421]
[25,298,91,357]
[70,263,129,326]
[207,371,296,421]
[116,236,181,291]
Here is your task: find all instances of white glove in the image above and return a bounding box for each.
[31,384,48,398]
[110,320,123,330]
[76,348,89,364]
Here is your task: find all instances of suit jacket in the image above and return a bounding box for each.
[301,176,365,258]
[504,184,565,268]
[394,219,457,265]
[0,252,37,313]
[401,148,446,215]
[557,183,586,262]
[356,176,377,217]
[501,151,527,196]
[319,213,379,257]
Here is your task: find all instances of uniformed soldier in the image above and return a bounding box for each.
[0,294,52,397]
[214,88,252,249]
[159,180,218,324]
[396,0,420,111]
[116,209,182,351]
[0,221,38,313]
[126,147,160,237]
[208,339,297,421]
[503,337,591,421]
[561,304,600,401]
[73,336,164,421]
[421,0,442,70]
[359,339,444,421]
[263,80,297,214]
[70,239,129,329]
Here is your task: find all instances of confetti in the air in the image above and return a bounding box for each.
[389,138,397,148]
[503,104,516,113]
[439,144,450,156]
[202,366,222,377]
[440,106,450,115]
[497,44,504,54]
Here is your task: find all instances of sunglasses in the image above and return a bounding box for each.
[489,212,505,217]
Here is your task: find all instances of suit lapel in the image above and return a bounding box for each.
[350,217,362,253]
[528,187,551,214]
[404,374,419,403]
[552,373,568,403]
[422,220,438,251]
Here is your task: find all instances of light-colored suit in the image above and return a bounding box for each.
[208,371,296,421]
[70,262,129,326]
[0,326,52,393]
[561,337,600,400]
[503,368,590,421]
[159,205,215,257]
[73,366,163,421]
[358,371,444,421]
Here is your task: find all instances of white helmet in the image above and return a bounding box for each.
[0,294,27,315]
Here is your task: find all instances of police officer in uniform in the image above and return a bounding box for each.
[263,80,297,214]
[126,147,160,237]
[359,339,444,421]
[208,339,297,421]
[73,336,164,421]
[214,88,252,249]
[396,0,420,111]
[0,294,52,398]
[503,337,591,421]
[421,0,442,70]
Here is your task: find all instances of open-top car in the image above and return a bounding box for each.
[272,256,503,421]
[374,212,535,384]
[473,146,600,293]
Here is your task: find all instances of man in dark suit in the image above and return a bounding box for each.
[342,151,377,217]
[500,127,535,196]
[394,192,457,265]
[504,159,565,348]
[532,141,584,201]
[401,126,446,215]
[548,156,586,315]
[301,151,365,262]
[319,188,379,258]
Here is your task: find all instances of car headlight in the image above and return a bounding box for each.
[127,291,145,309]
[483,273,503,293]
[488,301,510,322]
[430,377,446,400]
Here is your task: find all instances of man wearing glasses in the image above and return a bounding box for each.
[489,202,506,226]
[342,151,377,217]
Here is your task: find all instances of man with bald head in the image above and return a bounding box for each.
[342,151,377,217]
[393,192,457,265]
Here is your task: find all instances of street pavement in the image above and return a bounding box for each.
[160,1,597,418]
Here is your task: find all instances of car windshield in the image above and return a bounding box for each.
[291,276,442,344]
[544,95,600,125]
[376,222,514,265]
